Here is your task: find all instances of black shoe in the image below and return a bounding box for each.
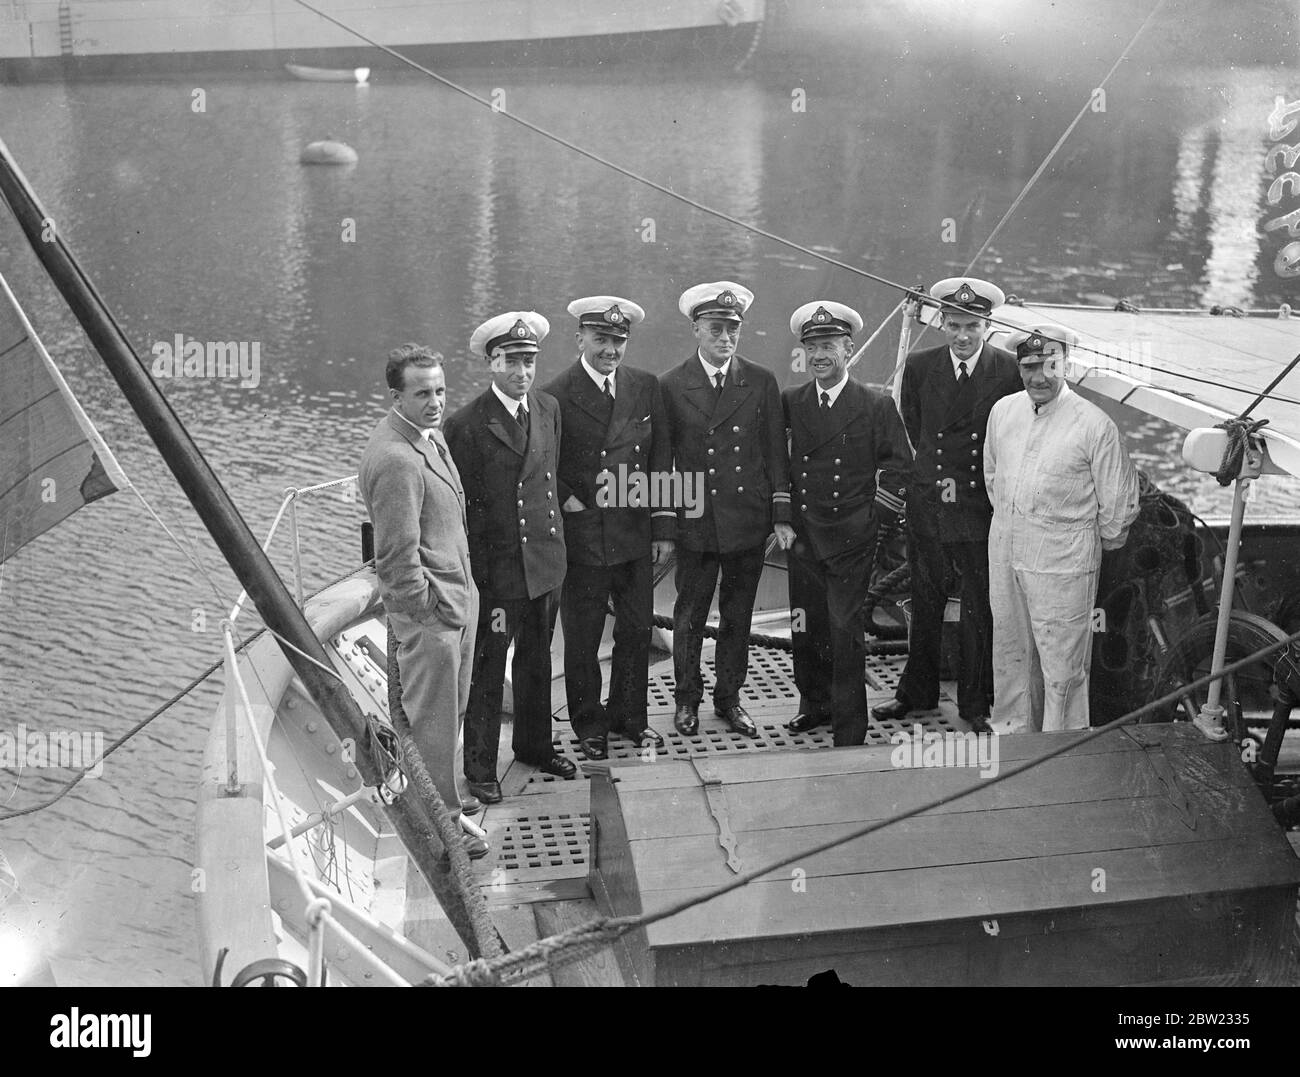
[716,704,758,738]
[674,703,699,736]
[460,796,483,816]
[519,752,577,778]
[578,736,608,761]
[964,714,993,735]
[467,780,502,805]
[462,834,490,861]
[870,698,911,721]
[787,712,829,733]
[616,725,665,748]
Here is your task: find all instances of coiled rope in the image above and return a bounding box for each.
[1213,417,1270,487]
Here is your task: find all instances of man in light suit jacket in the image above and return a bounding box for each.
[443,312,574,803]
[359,344,483,853]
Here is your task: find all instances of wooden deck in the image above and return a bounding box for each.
[401,629,1300,986]
[402,635,973,986]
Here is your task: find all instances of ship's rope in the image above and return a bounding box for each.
[1214,417,1271,487]
[386,622,504,961]
[422,618,1300,986]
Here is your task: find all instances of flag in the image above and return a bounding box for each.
[0,271,128,563]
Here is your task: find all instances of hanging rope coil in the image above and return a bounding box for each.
[1213,417,1270,486]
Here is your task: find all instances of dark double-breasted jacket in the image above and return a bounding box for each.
[659,352,791,554]
[900,343,1022,545]
[784,378,913,562]
[542,360,675,568]
[442,387,567,601]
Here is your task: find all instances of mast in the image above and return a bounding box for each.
[0,138,487,956]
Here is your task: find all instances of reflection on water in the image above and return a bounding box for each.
[1,35,1299,983]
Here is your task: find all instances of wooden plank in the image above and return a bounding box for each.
[490,905,553,987]
[482,877,591,908]
[624,789,1253,892]
[482,787,591,822]
[607,724,1237,793]
[613,751,1236,841]
[654,890,1290,986]
[476,861,587,885]
[636,837,1300,948]
[533,900,627,987]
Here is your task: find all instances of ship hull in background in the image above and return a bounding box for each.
[0,0,765,80]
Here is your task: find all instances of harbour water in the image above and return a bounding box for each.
[1,9,1298,984]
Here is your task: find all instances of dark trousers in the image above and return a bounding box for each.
[463,587,559,782]
[560,556,653,740]
[897,530,994,720]
[672,543,766,711]
[788,538,875,746]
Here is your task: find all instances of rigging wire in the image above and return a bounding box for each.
[0,563,370,824]
[284,0,1300,409]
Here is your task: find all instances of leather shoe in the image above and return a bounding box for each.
[520,753,577,779]
[786,712,829,733]
[460,796,483,816]
[870,697,912,721]
[578,736,608,761]
[616,725,665,748]
[674,703,699,736]
[716,704,758,738]
[461,834,490,861]
[965,714,993,735]
[467,780,502,805]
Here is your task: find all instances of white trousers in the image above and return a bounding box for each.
[989,532,1100,733]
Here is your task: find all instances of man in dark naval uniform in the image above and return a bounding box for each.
[543,296,675,761]
[872,278,1022,734]
[444,311,574,803]
[660,281,793,738]
[783,301,912,746]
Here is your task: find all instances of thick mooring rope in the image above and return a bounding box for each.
[386,623,503,961]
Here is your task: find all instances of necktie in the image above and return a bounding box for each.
[957,360,969,389]
[820,390,831,413]
[603,377,614,400]
[516,405,528,431]
[714,371,725,396]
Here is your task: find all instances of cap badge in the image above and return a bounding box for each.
[956,283,975,305]
[1028,333,1043,352]
[606,304,624,324]
[813,306,831,323]
[718,290,737,307]
[511,319,529,339]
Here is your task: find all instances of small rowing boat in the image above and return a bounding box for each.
[285,63,370,84]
